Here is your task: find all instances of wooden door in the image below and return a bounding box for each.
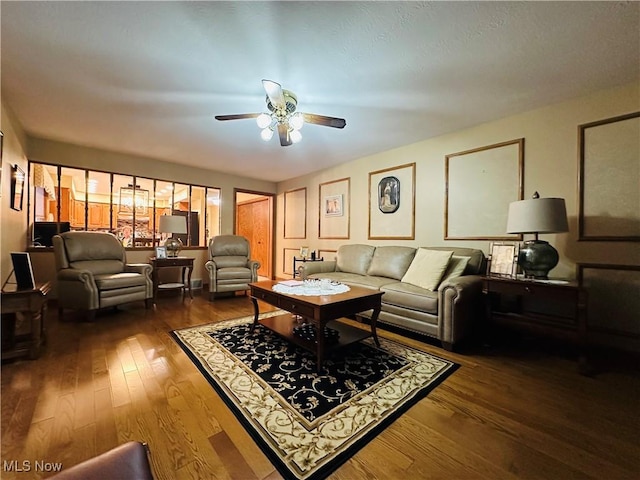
[237,198,271,278]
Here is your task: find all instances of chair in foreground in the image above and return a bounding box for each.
[47,441,154,480]
[205,235,260,300]
[53,231,153,320]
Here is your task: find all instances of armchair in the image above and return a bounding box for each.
[205,235,260,300]
[53,231,153,320]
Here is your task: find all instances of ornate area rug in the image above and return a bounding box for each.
[171,311,459,480]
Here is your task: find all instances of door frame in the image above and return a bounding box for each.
[234,188,275,280]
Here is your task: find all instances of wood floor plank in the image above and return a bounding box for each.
[2,293,638,480]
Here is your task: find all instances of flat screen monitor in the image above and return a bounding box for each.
[33,221,70,247]
[10,252,35,290]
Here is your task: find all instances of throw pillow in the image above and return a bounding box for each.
[437,255,470,291]
[401,248,454,291]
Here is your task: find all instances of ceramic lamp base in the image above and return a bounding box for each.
[164,237,183,258]
[518,240,559,279]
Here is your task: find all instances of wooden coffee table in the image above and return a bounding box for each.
[249,280,383,372]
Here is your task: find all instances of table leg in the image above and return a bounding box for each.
[152,268,159,305]
[250,296,260,333]
[187,265,193,299]
[369,306,381,347]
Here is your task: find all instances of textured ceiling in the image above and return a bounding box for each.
[2,1,638,182]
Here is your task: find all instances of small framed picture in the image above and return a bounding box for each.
[324,194,343,217]
[299,246,309,259]
[155,246,167,259]
[487,242,519,277]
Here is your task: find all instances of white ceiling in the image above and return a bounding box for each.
[2,1,638,183]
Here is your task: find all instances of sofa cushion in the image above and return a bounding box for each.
[381,282,439,315]
[401,248,453,291]
[308,272,393,289]
[336,244,375,275]
[367,246,416,280]
[437,255,470,291]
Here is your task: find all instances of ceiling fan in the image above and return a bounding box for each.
[215,79,346,146]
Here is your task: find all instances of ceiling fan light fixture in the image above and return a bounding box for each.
[290,113,304,130]
[256,113,272,129]
[290,129,302,144]
[260,127,274,141]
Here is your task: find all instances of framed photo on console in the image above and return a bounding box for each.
[10,252,35,290]
[155,246,167,259]
[487,242,519,278]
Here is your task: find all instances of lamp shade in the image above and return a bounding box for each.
[506,197,568,234]
[159,215,187,234]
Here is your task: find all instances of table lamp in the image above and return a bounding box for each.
[506,192,568,279]
[159,215,187,257]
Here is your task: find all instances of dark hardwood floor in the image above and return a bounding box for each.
[1,291,639,479]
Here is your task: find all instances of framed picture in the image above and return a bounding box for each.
[10,252,35,290]
[368,163,415,240]
[378,176,400,213]
[299,246,309,259]
[324,194,343,217]
[10,164,25,211]
[487,242,519,277]
[578,112,640,241]
[445,139,524,240]
[319,178,350,239]
[155,246,167,259]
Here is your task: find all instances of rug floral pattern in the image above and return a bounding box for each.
[172,311,458,480]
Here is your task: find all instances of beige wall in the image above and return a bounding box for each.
[275,81,640,280]
[1,102,29,283]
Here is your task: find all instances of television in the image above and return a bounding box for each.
[33,221,71,247]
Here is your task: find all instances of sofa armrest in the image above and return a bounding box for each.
[299,260,337,279]
[438,274,484,348]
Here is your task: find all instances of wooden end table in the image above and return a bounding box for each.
[249,280,383,372]
[150,256,194,304]
[1,281,51,360]
[482,275,590,374]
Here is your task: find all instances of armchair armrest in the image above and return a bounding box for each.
[248,260,261,280]
[57,268,99,310]
[438,274,484,349]
[124,263,152,276]
[299,260,337,279]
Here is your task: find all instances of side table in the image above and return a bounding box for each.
[293,256,324,278]
[482,276,590,375]
[150,257,194,304]
[1,281,51,360]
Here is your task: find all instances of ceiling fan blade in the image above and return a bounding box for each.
[215,113,260,121]
[278,123,292,146]
[262,79,286,110]
[301,113,346,129]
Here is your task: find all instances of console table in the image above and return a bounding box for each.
[1,281,51,360]
[150,257,194,303]
[482,276,590,374]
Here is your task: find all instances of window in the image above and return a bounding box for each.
[28,161,220,249]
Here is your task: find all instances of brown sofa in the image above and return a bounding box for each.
[299,244,485,351]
